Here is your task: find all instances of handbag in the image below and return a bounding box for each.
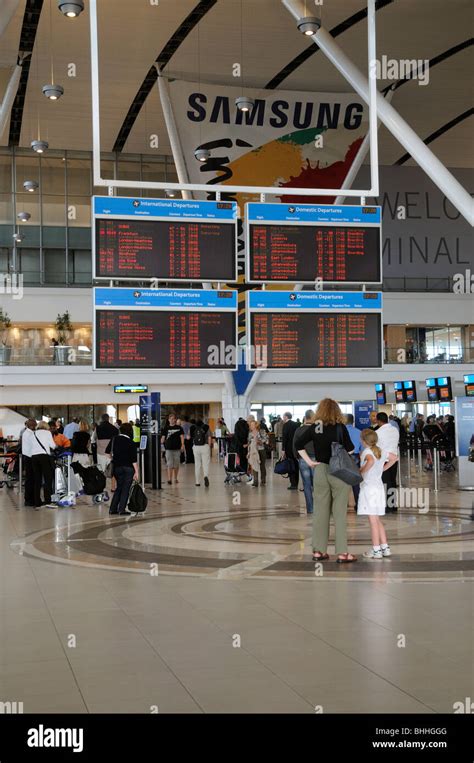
[329,424,363,486]
[274,457,295,476]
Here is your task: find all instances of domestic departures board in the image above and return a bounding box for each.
[246,203,381,284]
[247,291,383,370]
[93,288,238,370]
[93,197,237,282]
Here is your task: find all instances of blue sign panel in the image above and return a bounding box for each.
[354,401,375,431]
[247,291,382,311]
[94,288,237,309]
[246,203,381,224]
[94,196,237,220]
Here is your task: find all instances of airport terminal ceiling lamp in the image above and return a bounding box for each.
[297,16,321,36]
[17,212,31,222]
[58,0,84,16]
[23,180,39,192]
[194,148,210,162]
[12,232,23,243]
[42,83,64,100]
[31,140,49,153]
[235,96,255,113]
[165,189,176,198]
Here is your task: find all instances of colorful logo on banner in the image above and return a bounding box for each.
[168,81,368,338]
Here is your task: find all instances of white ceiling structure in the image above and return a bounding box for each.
[0,0,472,168]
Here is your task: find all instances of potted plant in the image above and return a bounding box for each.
[53,311,73,365]
[0,309,12,365]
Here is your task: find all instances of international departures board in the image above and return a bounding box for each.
[246,203,381,284]
[247,292,383,370]
[93,197,237,282]
[93,289,238,370]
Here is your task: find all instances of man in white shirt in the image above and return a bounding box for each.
[22,422,56,509]
[376,412,400,512]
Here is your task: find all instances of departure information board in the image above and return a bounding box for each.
[93,197,238,282]
[246,203,381,284]
[93,288,237,370]
[247,292,382,370]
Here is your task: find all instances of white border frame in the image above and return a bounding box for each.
[89,0,379,199]
[92,212,238,283]
[245,218,382,285]
[245,291,383,371]
[92,288,239,372]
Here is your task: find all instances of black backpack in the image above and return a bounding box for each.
[193,426,207,446]
[81,465,106,495]
[128,481,148,513]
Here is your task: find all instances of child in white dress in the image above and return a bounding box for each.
[358,428,396,559]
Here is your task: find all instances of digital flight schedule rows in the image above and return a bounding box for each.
[96,309,236,369]
[250,312,382,369]
[95,218,236,281]
[249,224,381,283]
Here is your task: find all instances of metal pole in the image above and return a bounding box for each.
[433,447,439,492]
[141,450,145,494]
[281,0,474,225]
[397,448,402,490]
[18,452,22,504]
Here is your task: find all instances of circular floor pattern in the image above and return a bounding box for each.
[11,502,474,581]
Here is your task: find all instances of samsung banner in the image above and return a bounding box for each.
[168,80,472,283]
[454,397,474,490]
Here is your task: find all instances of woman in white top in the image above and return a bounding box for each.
[22,421,56,508]
[358,428,397,559]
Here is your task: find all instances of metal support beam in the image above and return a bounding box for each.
[282,0,474,225]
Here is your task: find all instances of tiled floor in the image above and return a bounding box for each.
[0,456,473,713]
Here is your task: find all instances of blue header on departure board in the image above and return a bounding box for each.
[246,203,381,225]
[248,291,382,310]
[94,288,237,309]
[93,196,238,220]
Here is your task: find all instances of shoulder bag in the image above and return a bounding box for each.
[329,424,363,486]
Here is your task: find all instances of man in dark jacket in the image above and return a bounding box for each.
[282,412,299,489]
[234,417,249,473]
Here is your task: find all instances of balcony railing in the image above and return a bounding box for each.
[384,347,470,364]
[0,347,92,366]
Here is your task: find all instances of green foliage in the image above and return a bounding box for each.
[54,311,73,344]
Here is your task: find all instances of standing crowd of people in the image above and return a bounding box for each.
[14,404,456,563]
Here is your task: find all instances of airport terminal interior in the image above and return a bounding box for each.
[0,0,473,724]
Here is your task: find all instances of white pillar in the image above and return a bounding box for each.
[282,0,474,226]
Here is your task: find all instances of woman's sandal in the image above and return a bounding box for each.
[336,553,358,564]
[312,552,330,561]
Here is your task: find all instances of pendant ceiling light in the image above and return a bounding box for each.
[17,212,31,222]
[31,140,49,153]
[44,1,65,100]
[297,17,321,36]
[23,180,39,192]
[194,148,210,162]
[58,1,84,17]
[42,83,64,100]
[235,1,254,113]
